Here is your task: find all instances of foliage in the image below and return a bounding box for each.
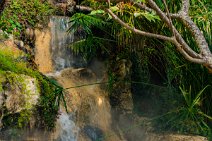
[69,13,108,34]
[154,86,211,136]
[69,12,111,61]
[69,1,161,60]
[35,76,65,130]
[0,0,54,36]
[70,0,212,137]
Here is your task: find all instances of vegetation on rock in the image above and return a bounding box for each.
[0,27,61,132]
[0,0,54,37]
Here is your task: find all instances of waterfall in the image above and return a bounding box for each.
[57,113,79,141]
[49,16,81,141]
[34,16,122,141]
[50,16,73,70]
[50,16,86,71]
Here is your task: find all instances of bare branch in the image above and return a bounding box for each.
[181,0,190,14]
[106,0,212,71]
[134,2,180,19]
[106,9,174,42]
[134,3,152,13]
[171,39,205,64]
[146,0,201,59]
[169,0,212,64]
[169,13,181,19]
[75,5,93,12]
[107,8,205,64]
[179,15,211,57]
[162,0,175,36]
[106,8,205,64]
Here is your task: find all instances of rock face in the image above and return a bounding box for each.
[109,58,133,114]
[34,28,53,73]
[54,0,76,15]
[55,67,122,141]
[0,72,40,126]
[145,134,208,141]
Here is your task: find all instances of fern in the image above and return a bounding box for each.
[70,35,110,61]
[68,12,112,61]
[68,13,109,34]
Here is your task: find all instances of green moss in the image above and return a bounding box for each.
[18,110,32,128]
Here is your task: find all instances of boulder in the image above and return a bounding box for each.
[0,71,40,120]
[61,68,96,82]
[55,0,76,15]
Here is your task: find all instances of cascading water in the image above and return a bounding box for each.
[50,16,86,71]
[57,113,79,141]
[35,16,121,141]
[48,16,82,141]
[50,16,73,70]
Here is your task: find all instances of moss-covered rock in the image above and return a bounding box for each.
[0,38,62,130]
[0,72,40,113]
[0,71,40,128]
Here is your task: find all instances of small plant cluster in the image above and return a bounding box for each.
[0,0,54,37]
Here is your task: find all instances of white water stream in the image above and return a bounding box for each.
[42,16,120,141]
[57,113,79,141]
[49,16,81,141]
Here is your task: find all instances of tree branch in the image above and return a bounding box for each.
[106,9,174,42]
[181,0,190,14]
[106,8,204,64]
[162,0,175,36]
[75,5,93,13]
[106,0,212,72]
[134,3,152,13]
[171,38,205,64]
[169,13,181,19]
[179,15,212,57]
[146,0,201,59]
[176,0,212,68]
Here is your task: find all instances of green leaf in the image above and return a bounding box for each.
[134,12,142,18]
[141,12,160,22]
[109,6,119,12]
[191,85,209,108]
[135,0,146,2]
[90,10,105,15]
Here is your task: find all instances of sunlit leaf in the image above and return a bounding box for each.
[110,6,119,12]
[90,10,105,15]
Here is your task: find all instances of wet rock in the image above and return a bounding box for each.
[83,125,104,141]
[61,68,96,81]
[73,68,96,80]
[109,58,133,114]
[55,0,76,15]
[14,40,24,48]
[34,28,53,73]
[25,28,35,41]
